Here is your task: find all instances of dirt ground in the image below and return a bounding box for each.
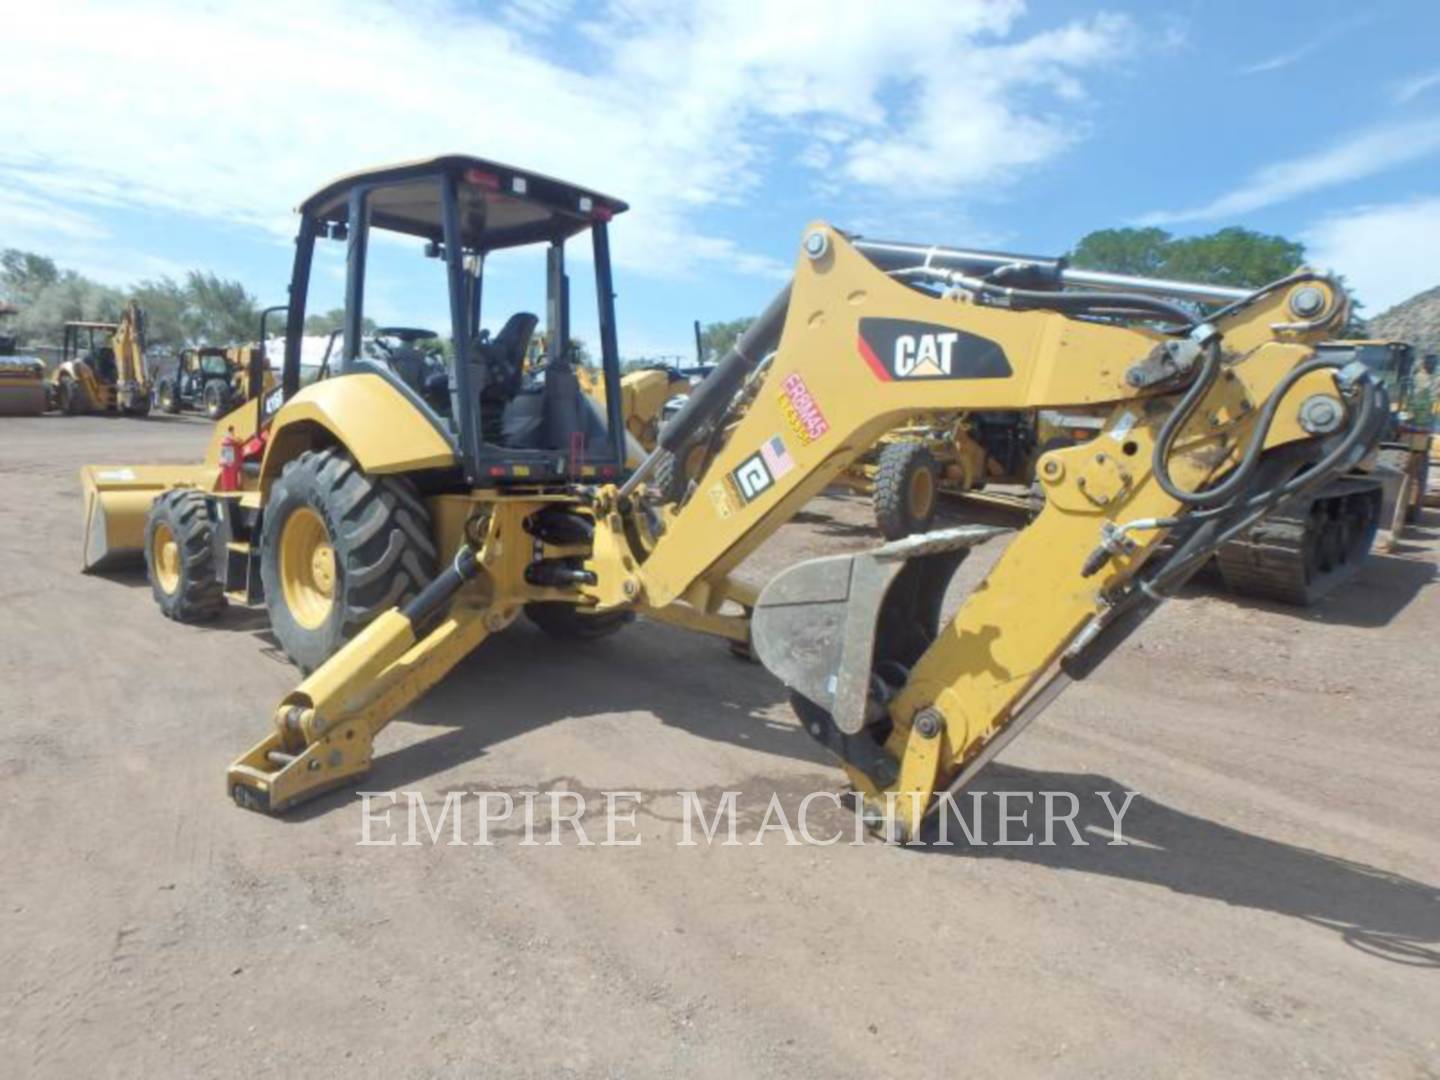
[1,414,1437,1078]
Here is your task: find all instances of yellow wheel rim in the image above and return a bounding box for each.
[279,506,336,630]
[152,522,181,594]
[908,464,936,521]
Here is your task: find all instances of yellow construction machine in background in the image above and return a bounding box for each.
[49,303,153,416]
[0,303,47,416]
[79,154,1386,838]
[840,409,1108,538]
[157,343,269,418]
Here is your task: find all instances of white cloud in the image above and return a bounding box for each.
[1137,120,1440,225]
[1237,39,1322,76]
[0,0,1132,285]
[1303,196,1440,312]
[1391,69,1440,105]
[0,189,108,242]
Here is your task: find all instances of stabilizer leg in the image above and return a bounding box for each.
[228,546,505,814]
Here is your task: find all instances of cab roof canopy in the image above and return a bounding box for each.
[299,154,629,254]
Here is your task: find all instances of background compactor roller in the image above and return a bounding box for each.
[82,155,1384,837]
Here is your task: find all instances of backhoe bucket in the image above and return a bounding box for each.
[752,525,1009,736]
[80,464,212,570]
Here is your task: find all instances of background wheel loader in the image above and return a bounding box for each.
[48,303,153,416]
[80,154,1384,837]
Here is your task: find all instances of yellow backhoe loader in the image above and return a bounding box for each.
[81,155,1383,838]
[49,303,153,416]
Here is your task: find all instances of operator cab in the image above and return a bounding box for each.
[63,321,120,380]
[276,155,631,486]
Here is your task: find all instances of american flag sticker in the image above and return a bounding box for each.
[759,435,794,479]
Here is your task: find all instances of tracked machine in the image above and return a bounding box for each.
[81,155,1383,837]
[1212,338,1421,602]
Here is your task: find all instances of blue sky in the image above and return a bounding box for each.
[5,0,1440,356]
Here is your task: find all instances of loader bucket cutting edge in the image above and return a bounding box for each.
[80,464,212,571]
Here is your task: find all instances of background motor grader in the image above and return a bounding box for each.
[49,304,153,416]
[80,154,1382,836]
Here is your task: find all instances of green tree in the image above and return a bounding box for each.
[12,272,123,342]
[697,317,753,363]
[304,308,377,336]
[1067,227,1171,277]
[131,277,190,350]
[183,271,259,344]
[1070,226,1304,290]
[0,249,60,304]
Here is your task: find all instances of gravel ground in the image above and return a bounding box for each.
[1,414,1437,1078]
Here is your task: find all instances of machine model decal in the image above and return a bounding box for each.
[730,451,774,504]
[778,372,829,444]
[857,318,1012,382]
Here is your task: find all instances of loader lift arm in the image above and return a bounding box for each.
[228,225,1379,835]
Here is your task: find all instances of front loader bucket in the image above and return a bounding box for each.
[80,464,212,571]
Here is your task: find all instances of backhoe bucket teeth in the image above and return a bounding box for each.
[752,525,1009,737]
[79,464,210,570]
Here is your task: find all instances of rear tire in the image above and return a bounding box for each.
[260,448,437,673]
[524,602,634,640]
[157,379,179,414]
[873,441,939,540]
[145,490,225,622]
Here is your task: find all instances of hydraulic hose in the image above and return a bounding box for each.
[1002,288,1196,327]
[896,266,1198,328]
[1142,375,1379,593]
[1150,345,1361,507]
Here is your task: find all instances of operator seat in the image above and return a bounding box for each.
[385,344,429,395]
[94,347,118,383]
[475,312,538,444]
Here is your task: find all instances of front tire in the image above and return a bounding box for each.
[203,380,229,419]
[260,449,436,673]
[145,490,225,622]
[157,378,179,414]
[873,441,939,540]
